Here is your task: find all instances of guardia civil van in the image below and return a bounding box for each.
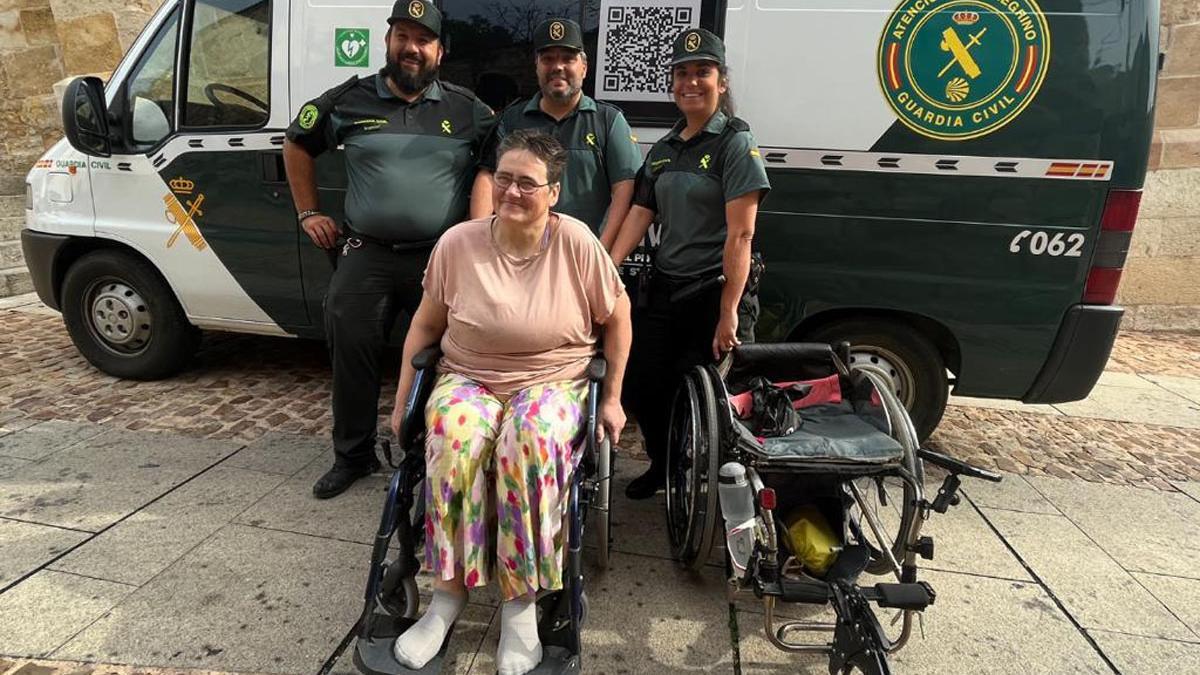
[23,0,1158,438]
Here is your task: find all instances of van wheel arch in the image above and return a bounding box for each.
[52,238,186,311]
[788,309,959,440]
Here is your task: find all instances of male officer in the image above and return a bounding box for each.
[283,0,495,499]
[479,18,642,244]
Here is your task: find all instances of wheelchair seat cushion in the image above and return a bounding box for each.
[740,403,904,464]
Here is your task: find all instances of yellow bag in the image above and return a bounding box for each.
[785,506,840,576]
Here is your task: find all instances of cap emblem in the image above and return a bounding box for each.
[684,32,701,52]
[408,1,424,19]
[550,21,565,40]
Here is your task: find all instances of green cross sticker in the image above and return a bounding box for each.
[335,28,369,67]
[298,104,319,130]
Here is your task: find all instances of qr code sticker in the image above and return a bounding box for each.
[596,0,701,102]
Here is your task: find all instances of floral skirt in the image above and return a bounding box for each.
[423,372,588,600]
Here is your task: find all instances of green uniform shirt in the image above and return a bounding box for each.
[481,93,642,234]
[633,112,770,277]
[286,73,495,242]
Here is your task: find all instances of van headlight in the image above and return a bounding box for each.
[25,182,32,211]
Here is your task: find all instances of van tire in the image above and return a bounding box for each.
[804,320,948,441]
[61,250,200,380]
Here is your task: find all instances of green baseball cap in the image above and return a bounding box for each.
[669,27,725,66]
[533,18,585,52]
[388,0,442,38]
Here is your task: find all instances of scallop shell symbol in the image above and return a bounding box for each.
[945,77,969,102]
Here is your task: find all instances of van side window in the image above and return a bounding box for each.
[127,8,180,151]
[182,0,271,129]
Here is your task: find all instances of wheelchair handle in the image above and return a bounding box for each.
[918,447,1002,483]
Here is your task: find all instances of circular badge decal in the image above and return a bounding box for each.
[298,104,319,130]
[684,32,701,52]
[408,0,424,19]
[877,0,1051,141]
[550,21,565,40]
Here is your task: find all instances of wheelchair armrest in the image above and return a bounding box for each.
[586,357,607,383]
[412,346,442,370]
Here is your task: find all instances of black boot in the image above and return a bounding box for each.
[312,459,381,499]
[624,463,664,500]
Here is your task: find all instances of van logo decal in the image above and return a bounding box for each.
[164,176,209,252]
[335,28,369,68]
[877,0,1050,141]
[298,104,320,130]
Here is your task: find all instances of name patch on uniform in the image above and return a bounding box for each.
[876,0,1051,141]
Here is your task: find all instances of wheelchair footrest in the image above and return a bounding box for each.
[870,581,936,611]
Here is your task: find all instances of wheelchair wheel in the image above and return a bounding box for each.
[378,566,420,619]
[848,368,924,577]
[665,368,720,570]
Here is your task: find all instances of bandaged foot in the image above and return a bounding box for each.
[497,597,542,675]
[393,589,466,669]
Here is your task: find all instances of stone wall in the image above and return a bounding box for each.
[0,0,162,295]
[1122,0,1200,330]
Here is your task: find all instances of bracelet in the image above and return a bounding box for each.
[297,209,322,223]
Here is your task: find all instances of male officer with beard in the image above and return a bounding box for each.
[283,0,495,499]
[478,18,641,245]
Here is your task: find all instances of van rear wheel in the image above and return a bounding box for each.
[805,320,947,441]
[61,250,200,380]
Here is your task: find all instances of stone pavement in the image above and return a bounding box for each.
[1,293,1199,674]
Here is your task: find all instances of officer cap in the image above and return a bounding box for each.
[533,18,584,52]
[669,27,725,66]
[388,0,442,39]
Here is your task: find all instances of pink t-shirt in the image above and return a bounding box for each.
[423,214,625,396]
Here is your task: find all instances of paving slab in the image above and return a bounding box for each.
[0,570,134,657]
[1051,375,1200,428]
[891,496,1030,581]
[49,467,286,586]
[232,455,390,546]
[0,421,109,461]
[1142,374,1200,406]
[221,432,328,477]
[1089,630,1200,674]
[1132,572,1200,638]
[604,462,673,562]
[0,430,242,532]
[53,525,367,673]
[0,455,33,479]
[498,550,735,674]
[1176,480,1200,503]
[1025,476,1200,579]
[0,416,38,438]
[985,508,1193,639]
[962,472,1060,514]
[0,519,90,589]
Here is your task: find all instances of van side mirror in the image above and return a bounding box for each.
[62,76,112,158]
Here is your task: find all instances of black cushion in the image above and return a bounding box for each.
[727,343,839,394]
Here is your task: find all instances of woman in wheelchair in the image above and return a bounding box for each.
[606,28,771,500]
[385,130,631,675]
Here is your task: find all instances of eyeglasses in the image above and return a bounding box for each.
[494,173,555,195]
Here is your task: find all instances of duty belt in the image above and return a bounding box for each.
[343,226,436,253]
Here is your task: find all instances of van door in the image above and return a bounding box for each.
[92,0,307,334]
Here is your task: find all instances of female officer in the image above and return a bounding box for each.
[608,27,770,499]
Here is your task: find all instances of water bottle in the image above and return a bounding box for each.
[718,462,757,574]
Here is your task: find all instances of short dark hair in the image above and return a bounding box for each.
[497,129,567,184]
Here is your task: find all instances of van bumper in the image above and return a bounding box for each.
[1023,304,1124,404]
[20,229,68,310]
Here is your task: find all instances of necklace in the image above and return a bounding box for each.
[491,215,554,263]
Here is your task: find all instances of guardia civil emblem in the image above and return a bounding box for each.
[550,21,565,40]
[877,0,1051,141]
[408,0,424,18]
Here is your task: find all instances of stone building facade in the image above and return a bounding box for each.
[0,0,1198,330]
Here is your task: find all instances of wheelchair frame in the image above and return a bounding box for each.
[664,343,1000,675]
[352,347,613,675]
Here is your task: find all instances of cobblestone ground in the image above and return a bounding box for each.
[1,306,1198,497]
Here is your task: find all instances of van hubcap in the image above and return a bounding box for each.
[87,281,152,354]
[848,347,914,408]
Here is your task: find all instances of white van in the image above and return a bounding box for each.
[24,0,1157,438]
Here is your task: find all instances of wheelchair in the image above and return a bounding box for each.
[353,347,614,675]
[665,342,1000,675]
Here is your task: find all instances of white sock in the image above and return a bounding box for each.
[393,589,466,669]
[497,597,542,675]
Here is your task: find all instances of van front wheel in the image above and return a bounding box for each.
[61,250,200,380]
[805,320,948,440]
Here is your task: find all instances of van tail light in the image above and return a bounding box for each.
[1083,189,1142,305]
